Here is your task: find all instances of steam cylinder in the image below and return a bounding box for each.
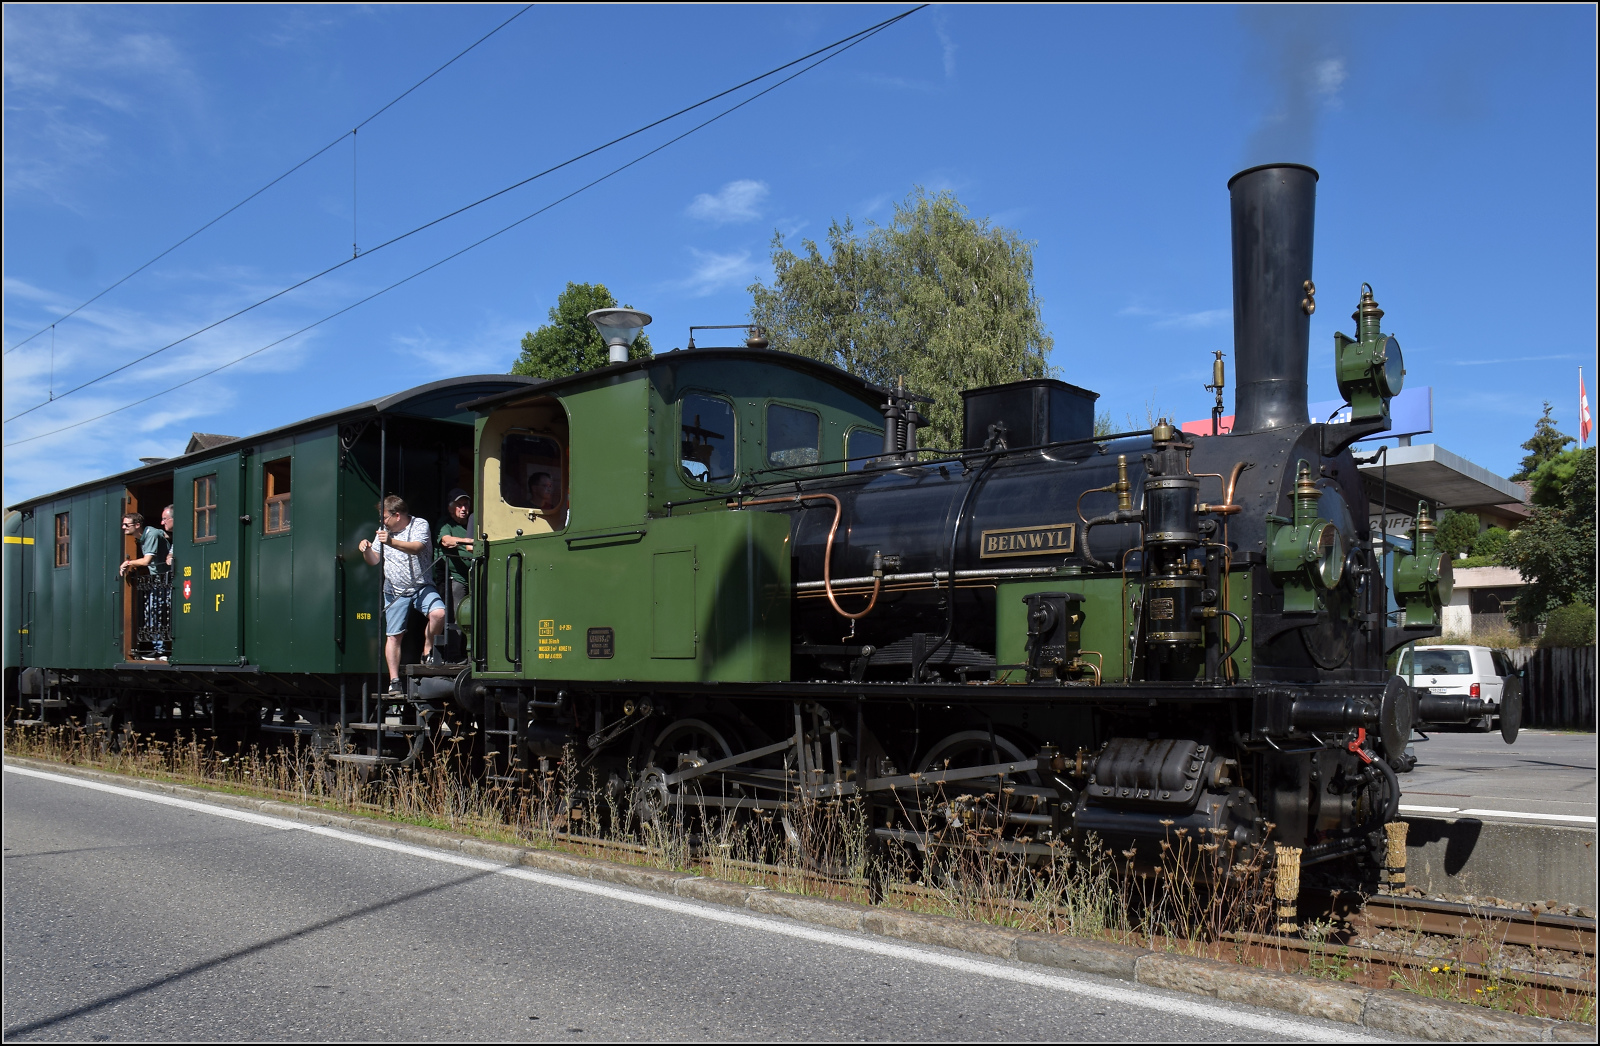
[1229,163,1318,434]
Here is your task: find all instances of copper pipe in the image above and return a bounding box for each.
[732,494,880,620]
[1218,461,1249,681]
[1076,482,1118,525]
[1224,460,1250,508]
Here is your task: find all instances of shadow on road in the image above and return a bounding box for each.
[4,867,503,1039]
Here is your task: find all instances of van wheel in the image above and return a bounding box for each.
[1471,715,1495,732]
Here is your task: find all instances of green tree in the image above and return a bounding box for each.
[1528,446,1589,508]
[512,282,652,378]
[748,188,1053,448]
[1434,510,1481,558]
[1511,401,1575,481]
[1470,525,1511,561]
[1503,446,1596,626]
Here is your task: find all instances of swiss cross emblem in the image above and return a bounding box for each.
[183,580,192,599]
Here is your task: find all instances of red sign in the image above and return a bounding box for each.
[183,579,192,599]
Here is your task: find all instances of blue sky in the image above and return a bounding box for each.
[4,4,1594,505]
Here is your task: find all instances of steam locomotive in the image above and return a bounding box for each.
[5,163,1517,880]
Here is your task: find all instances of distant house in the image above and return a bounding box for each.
[1444,565,1527,638]
[184,432,240,454]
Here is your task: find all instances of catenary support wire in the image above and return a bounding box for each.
[3,4,536,357]
[4,6,926,425]
[4,11,920,449]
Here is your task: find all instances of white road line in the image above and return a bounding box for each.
[5,764,1382,1044]
[1399,803,1597,824]
[1453,808,1597,824]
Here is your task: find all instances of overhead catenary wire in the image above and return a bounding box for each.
[3,5,927,425]
[2,4,536,358]
[4,12,920,449]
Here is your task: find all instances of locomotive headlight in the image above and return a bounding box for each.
[1392,501,1450,628]
[1311,522,1344,589]
[1377,335,1405,397]
[1269,460,1345,613]
[1333,284,1402,424]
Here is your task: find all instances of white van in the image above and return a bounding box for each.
[1397,645,1519,731]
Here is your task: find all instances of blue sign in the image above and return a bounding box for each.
[1308,386,1432,440]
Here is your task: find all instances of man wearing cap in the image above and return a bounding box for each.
[437,488,475,617]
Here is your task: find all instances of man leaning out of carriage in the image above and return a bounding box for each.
[119,511,172,660]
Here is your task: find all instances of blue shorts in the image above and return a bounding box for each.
[384,586,445,636]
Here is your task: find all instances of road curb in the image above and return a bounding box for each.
[8,757,1591,1042]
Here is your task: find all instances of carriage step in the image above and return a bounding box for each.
[344,722,425,733]
[28,699,70,709]
[11,719,47,728]
[328,753,404,766]
[403,664,463,678]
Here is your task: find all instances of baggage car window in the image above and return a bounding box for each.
[846,427,883,471]
[501,433,566,528]
[193,475,217,543]
[263,458,291,534]
[680,394,735,486]
[54,512,69,567]
[767,404,820,472]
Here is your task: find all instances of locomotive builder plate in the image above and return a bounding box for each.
[979,522,1076,559]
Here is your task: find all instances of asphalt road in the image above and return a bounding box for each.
[1399,728,1597,825]
[1,767,1370,1043]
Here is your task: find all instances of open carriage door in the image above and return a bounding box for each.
[119,488,138,660]
[173,454,246,664]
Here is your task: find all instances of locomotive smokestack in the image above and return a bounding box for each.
[1228,163,1318,433]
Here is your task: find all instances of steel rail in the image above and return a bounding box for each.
[1361,895,1595,956]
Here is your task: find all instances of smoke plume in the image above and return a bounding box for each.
[1241,6,1348,168]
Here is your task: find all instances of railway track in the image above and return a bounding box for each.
[1361,895,1596,957]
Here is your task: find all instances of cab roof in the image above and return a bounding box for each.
[459,348,889,413]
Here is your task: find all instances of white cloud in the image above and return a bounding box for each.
[668,249,762,298]
[3,8,200,201]
[1117,304,1230,330]
[390,327,507,378]
[935,21,957,79]
[687,180,769,224]
[1451,354,1578,366]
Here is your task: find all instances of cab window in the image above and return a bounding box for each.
[501,433,566,528]
[767,404,820,473]
[846,427,884,471]
[680,394,736,485]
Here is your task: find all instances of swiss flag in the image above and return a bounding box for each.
[1582,369,1592,445]
[183,579,192,599]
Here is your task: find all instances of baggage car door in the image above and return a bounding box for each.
[173,455,246,664]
